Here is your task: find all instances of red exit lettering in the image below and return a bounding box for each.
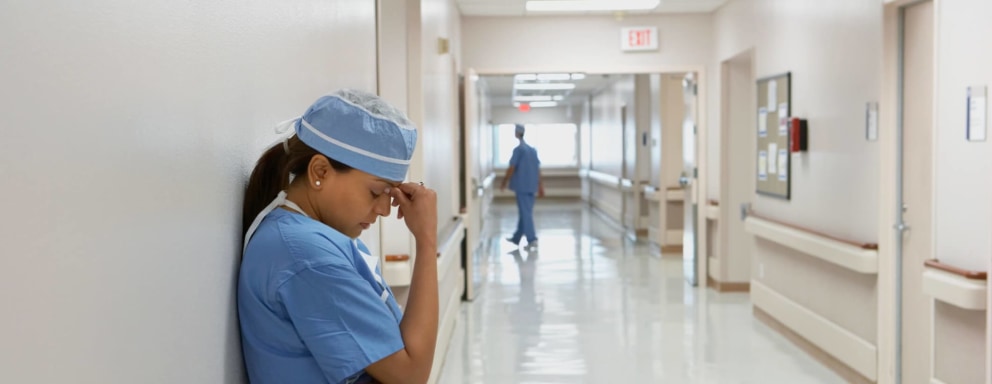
[628,29,651,47]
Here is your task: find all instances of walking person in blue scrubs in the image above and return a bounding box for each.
[500,124,544,249]
[239,89,439,384]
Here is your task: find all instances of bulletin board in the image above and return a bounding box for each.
[756,72,791,199]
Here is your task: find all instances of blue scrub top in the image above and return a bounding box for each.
[239,208,405,384]
[508,141,541,193]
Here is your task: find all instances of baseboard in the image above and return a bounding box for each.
[754,308,873,384]
[706,276,750,292]
[751,281,877,382]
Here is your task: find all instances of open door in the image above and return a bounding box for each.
[681,73,699,286]
[461,69,490,301]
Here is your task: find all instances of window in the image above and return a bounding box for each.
[494,123,579,168]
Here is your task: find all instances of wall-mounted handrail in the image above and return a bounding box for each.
[924,259,987,280]
[744,211,878,274]
[923,259,987,310]
[706,200,719,220]
[749,212,878,250]
[437,216,465,258]
[586,169,621,188]
[481,172,496,190]
[619,178,634,191]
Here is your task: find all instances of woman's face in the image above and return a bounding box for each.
[317,165,398,239]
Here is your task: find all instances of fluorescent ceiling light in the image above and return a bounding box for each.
[514,74,538,81]
[526,0,660,12]
[553,95,565,101]
[571,73,586,80]
[515,83,576,90]
[514,95,554,102]
[536,73,571,81]
[529,101,559,108]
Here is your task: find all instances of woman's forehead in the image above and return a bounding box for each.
[351,168,401,187]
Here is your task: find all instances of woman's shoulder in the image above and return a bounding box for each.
[250,210,356,269]
[277,214,353,259]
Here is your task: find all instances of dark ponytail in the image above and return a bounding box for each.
[242,136,352,239]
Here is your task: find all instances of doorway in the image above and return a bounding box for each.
[714,49,756,290]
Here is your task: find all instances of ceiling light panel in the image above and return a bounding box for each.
[515,83,576,90]
[526,0,660,12]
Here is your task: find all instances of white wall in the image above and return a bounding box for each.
[421,0,463,233]
[462,14,713,73]
[714,0,882,243]
[590,77,634,177]
[929,1,992,382]
[0,0,378,382]
[933,0,992,272]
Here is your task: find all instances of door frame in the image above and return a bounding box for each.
[880,1,941,383]
[467,65,710,289]
[715,48,755,287]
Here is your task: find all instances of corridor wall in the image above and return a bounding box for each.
[712,0,883,381]
[588,76,634,226]
[929,1,992,382]
[0,0,379,382]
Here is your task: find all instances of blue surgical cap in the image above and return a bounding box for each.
[294,90,417,182]
[515,124,525,135]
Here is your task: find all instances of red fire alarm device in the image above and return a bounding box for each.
[789,117,808,153]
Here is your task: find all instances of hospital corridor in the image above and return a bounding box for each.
[1,0,991,384]
[435,201,844,383]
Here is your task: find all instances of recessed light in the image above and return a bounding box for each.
[526,0,660,12]
[515,83,576,90]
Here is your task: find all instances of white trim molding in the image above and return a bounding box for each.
[752,281,878,381]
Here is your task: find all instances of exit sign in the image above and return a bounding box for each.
[621,27,658,51]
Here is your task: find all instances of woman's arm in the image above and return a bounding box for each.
[366,183,439,384]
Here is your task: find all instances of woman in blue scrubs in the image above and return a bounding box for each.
[239,90,439,384]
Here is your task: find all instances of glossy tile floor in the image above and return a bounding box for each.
[437,200,844,384]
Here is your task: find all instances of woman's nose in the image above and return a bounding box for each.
[375,195,392,217]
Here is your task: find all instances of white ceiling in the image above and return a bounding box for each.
[457,0,730,17]
[481,73,619,108]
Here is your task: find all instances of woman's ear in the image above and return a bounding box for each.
[308,155,333,189]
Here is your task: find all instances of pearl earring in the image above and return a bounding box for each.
[315,181,321,187]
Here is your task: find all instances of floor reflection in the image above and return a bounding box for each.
[437,199,844,384]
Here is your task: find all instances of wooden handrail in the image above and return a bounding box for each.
[748,211,878,250]
[709,199,719,206]
[925,259,988,280]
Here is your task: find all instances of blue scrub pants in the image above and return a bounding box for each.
[511,192,537,244]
